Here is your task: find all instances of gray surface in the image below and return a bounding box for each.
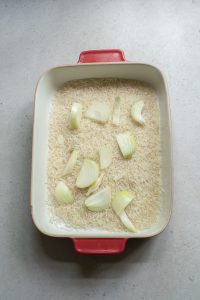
[0,0,200,299]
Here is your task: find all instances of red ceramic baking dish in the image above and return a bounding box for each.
[31,49,172,254]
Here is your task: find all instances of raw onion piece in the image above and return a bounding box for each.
[131,100,145,125]
[55,182,74,204]
[112,96,121,125]
[86,174,104,196]
[112,191,137,232]
[69,102,82,129]
[119,211,137,232]
[116,133,136,159]
[112,191,134,215]
[76,159,99,188]
[99,146,112,169]
[85,187,111,212]
[86,103,109,124]
[63,150,78,176]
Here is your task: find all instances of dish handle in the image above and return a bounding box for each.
[72,238,127,254]
[78,49,126,63]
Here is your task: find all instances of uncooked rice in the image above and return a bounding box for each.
[48,78,161,232]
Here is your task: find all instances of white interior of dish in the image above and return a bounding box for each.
[31,63,172,238]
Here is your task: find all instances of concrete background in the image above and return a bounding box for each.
[0,0,200,299]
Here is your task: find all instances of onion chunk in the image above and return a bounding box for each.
[86,103,109,124]
[63,150,78,176]
[116,133,136,159]
[86,174,104,196]
[112,96,121,125]
[112,191,137,232]
[69,102,82,129]
[131,100,145,125]
[85,187,111,212]
[76,159,99,188]
[55,182,74,204]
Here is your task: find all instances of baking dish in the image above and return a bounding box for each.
[31,49,172,254]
